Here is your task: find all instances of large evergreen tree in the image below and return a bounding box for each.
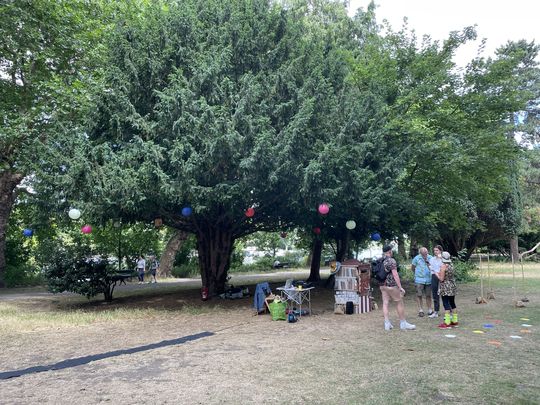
[66,0,369,294]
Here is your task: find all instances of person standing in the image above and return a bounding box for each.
[436,251,458,329]
[411,247,433,317]
[379,245,416,331]
[428,245,444,318]
[136,255,146,284]
[149,256,159,283]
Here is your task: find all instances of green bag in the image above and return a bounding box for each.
[268,300,287,321]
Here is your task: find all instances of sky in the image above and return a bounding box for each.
[348,0,540,66]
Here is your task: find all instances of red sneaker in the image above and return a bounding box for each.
[438,323,451,329]
[451,322,459,327]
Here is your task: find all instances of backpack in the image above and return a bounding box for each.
[372,257,389,282]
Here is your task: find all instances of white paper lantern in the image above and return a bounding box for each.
[345,220,356,230]
[68,208,81,220]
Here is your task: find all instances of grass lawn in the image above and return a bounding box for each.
[0,266,539,404]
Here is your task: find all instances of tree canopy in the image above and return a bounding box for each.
[2,0,539,295]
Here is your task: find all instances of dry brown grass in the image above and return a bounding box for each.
[0,268,539,404]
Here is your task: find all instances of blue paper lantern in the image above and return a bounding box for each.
[371,232,381,241]
[181,206,192,217]
[23,228,33,237]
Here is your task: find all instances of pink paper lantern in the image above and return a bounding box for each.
[313,227,321,235]
[245,207,255,218]
[318,203,330,215]
[81,225,92,234]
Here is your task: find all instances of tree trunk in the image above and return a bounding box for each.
[0,170,24,288]
[159,229,189,277]
[196,226,234,296]
[510,236,519,263]
[408,238,419,259]
[307,238,322,283]
[335,233,349,262]
[398,236,407,260]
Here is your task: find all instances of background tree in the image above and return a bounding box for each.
[0,0,107,286]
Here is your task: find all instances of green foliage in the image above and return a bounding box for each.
[171,263,199,278]
[173,234,197,266]
[4,264,42,288]
[231,256,275,273]
[43,249,118,301]
[452,261,479,282]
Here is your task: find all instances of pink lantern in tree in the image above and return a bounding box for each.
[245,207,255,218]
[81,225,92,234]
[318,203,330,215]
[313,227,321,235]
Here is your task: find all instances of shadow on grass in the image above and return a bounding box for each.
[0,331,214,380]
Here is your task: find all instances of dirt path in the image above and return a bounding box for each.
[0,268,329,301]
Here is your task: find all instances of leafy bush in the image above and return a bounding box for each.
[171,263,200,278]
[43,248,119,301]
[4,264,43,287]
[452,260,478,282]
[230,256,275,273]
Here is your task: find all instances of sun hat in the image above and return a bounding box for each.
[441,251,452,263]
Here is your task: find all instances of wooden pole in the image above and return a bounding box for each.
[476,251,487,304]
[487,252,495,299]
[479,253,484,298]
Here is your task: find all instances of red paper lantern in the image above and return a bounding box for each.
[313,227,321,235]
[81,225,92,234]
[245,207,255,218]
[318,203,330,215]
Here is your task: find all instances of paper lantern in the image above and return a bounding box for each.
[371,232,381,241]
[23,228,33,237]
[318,203,330,215]
[313,227,321,235]
[181,207,192,217]
[154,218,163,228]
[81,225,92,234]
[245,207,255,218]
[280,232,287,238]
[68,208,81,220]
[345,220,356,230]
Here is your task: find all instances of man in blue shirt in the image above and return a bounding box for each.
[411,247,433,317]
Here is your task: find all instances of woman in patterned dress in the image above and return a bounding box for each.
[435,251,458,329]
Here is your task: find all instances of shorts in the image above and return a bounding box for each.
[415,283,432,298]
[380,286,403,303]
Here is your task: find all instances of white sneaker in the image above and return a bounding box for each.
[384,320,394,331]
[428,311,439,318]
[400,320,416,330]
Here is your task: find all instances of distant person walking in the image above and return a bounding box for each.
[136,255,146,284]
[428,245,444,318]
[379,245,416,331]
[411,247,433,317]
[149,256,159,283]
[436,251,458,329]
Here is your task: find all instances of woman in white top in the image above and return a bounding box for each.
[136,255,146,284]
[428,245,443,318]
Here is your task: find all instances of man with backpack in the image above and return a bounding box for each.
[377,245,416,331]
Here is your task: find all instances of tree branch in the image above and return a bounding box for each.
[519,241,540,260]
